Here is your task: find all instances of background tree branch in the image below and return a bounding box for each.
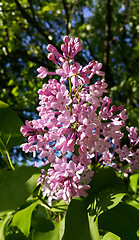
[13,0,52,44]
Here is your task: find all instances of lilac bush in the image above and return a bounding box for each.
[20,36,139,204]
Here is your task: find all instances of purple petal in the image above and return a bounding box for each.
[37,66,47,78]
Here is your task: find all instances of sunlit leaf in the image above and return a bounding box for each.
[33,217,65,240]
[11,200,41,237]
[129,174,139,193]
[93,192,126,216]
[0,166,41,215]
[88,215,101,240]
[51,199,68,213]
[32,205,65,240]
[102,232,120,240]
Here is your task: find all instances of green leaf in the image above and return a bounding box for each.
[11,200,41,237]
[51,199,68,213]
[32,205,65,240]
[0,215,12,240]
[33,217,65,240]
[87,167,126,215]
[62,198,92,240]
[129,174,139,193]
[88,215,101,240]
[46,218,65,240]
[89,167,126,195]
[99,203,139,240]
[11,86,19,97]
[0,166,41,215]
[102,232,120,240]
[93,191,126,216]
[0,101,24,151]
[42,3,60,12]
[126,197,139,210]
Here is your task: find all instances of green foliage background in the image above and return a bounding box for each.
[0,1,139,239]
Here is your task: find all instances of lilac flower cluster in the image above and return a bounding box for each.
[20,36,139,204]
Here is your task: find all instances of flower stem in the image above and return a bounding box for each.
[6,150,15,170]
[0,138,15,170]
[75,84,84,96]
[68,77,73,115]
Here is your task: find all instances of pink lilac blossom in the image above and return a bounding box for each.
[116,145,133,163]
[42,157,92,204]
[37,66,57,78]
[126,126,139,145]
[20,36,139,204]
